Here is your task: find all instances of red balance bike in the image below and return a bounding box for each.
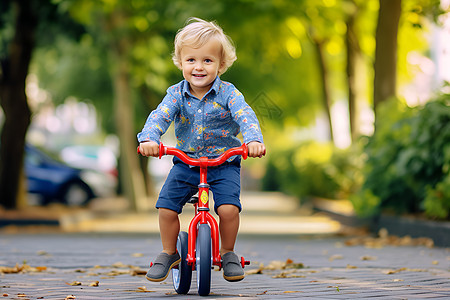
[139,143,250,296]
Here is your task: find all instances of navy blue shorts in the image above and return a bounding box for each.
[156,156,241,214]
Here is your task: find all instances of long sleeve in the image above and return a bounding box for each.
[228,89,264,144]
[137,91,180,144]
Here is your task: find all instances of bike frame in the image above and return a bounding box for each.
[157,142,248,269]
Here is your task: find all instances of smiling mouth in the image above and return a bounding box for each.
[193,74,206,78]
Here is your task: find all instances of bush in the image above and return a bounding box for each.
[351,95,450,219]
[262,141,363,202]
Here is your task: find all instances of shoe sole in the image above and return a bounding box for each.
[223,274,245,282]
[145,258,181,282]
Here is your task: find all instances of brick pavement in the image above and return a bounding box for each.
[1,233,449,299]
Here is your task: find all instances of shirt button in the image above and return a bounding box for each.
[198,109,202,113]
[199,152,203,155]
[197,136,201,140]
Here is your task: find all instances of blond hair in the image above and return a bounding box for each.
[172,17,237,75]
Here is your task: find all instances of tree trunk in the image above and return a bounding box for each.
[108,10,149,212]
[373,0,402,118]
[346,3,361,143]
[0,0,36,209]
[313,39,334,143]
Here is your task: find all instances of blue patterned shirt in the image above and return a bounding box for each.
[137,77,263,158]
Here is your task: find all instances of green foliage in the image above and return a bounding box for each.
[353,94,450,219]
[262,141,364,202]
[423,165,450,219]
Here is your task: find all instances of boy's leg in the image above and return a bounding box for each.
[209,162,244,282]
[159,208,180,255]
[217,204,240,256]
[146,208,181,282]
[217,203,245,282]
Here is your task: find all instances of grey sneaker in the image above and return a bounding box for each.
[146,252,181,282]
[222,252,244,282]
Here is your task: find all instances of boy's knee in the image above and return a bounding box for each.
[217,204,239,218]
[158,208,179,220]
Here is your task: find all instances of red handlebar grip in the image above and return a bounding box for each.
[159,142,165,159]
[242,144,248,160]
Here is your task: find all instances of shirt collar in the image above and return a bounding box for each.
[182,76,222,99]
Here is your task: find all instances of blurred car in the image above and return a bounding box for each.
[60,145,118,176]
[59,145,118,197]
[25,144,114,206]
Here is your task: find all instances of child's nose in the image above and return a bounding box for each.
[194,62,204,70]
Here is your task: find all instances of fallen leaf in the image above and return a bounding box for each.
[3,293,9,297]
[346,264,357,269]
[134,286,155,293]
[256,290,268,295]
[386,268,407,274]
[393,279,404,282]
[0,263,47,274]
[245,263,264,275]
[360,255,377,261]
[111,262,128,268]
[131,269,147,276]
[65,295,76,300]
[75,269,86,273]
[266,260,285,270]
[17,293,27,298]
[68,281,82,286]
[432,260,439,265]
[272,272,306,278]
[283,291,303,293]
[328,254,343,262]
[132,253,144,257]
[344,229,434,248]
[89,281,99,287]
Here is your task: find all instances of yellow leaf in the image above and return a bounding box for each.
[89,281,99,287]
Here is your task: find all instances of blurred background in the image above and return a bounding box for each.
[0,0,449,221]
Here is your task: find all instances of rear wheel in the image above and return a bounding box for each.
[172,231,192,294]
[196,224,212,296]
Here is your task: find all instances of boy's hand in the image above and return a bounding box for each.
[247,141,266,158]
[139,141,159,157]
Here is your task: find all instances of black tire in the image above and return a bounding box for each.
[196,224,212,296]
[61,181,92,206]
[172,231,192,294]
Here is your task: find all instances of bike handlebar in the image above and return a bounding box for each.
[138,142,248,167]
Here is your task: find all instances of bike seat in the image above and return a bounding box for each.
[187,196,199,204]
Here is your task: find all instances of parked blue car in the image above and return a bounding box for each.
[25,144,95,206]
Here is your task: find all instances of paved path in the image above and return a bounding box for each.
[1,233,449,299]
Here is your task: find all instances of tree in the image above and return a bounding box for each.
[345,0,361,142]
[0,0,36,209]
[373,0,402,118]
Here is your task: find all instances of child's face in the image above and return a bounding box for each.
[180,39,224,98]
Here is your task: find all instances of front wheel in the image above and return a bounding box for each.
[172,231,192,294]
[196,224,212,296]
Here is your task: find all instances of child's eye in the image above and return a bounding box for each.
[205,59,212,63]
[187,58,195,63]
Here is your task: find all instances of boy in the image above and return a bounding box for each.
[137,17,265,282]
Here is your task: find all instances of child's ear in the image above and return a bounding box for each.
[218,60,226,74]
